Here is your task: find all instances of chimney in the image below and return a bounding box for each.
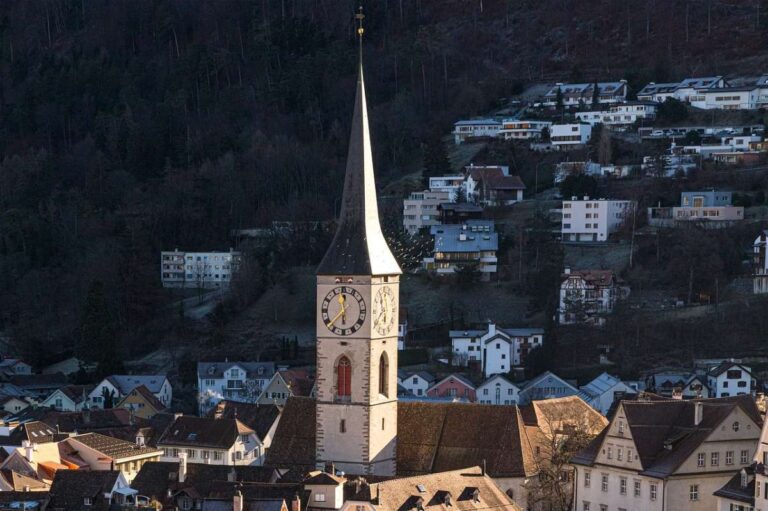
[291,493,301,511]
[233,489,243,511]
[482,459,486,476]
[178,452,188,483]
[487,323,496,336]
[22,440,34,463]
[324,461,335,475]
[694,402,704,426]
[584,196,590,201]
[564,268,571,275]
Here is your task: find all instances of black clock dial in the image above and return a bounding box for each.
[321,286,367,336]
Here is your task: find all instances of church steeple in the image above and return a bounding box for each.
[316,9,401,277]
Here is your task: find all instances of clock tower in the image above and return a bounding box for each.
[315,10,401,477]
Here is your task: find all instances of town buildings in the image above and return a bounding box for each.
[575,101,658,127]
[449,323,544,377]
[572,396,762,511]
[550,123,593,148]
[426,374,476,401]
[648,190,744,227]
[579,373,641,415]
[464,166,526,206]
[398,371,436,397]
[561,198,634,242]
[423,220,498,278]
[452,119,502,144]
[559,268,624,325]
[160,249,242,289]
[60,433,163,483]
[197,361,275,414]
[637,75,768,110]
[89,375,172,410]
[542,80,628,107]
[403,190,452,235]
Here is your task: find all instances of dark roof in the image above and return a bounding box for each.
[197,362,276,380]
[265,398,537,478]
[0,420,58,445]
[713,467,755,504]
[8,373,67,390]
[132,461,279,505]
[316,63,401,276]
[69,432,161,459]
[278,369,315,397]
[57,385,94,403]
[573,396,762,478]
[118,384,167,411]
[708,361,753,377]
[483,174,526,191]
[48,470,121,511]
[0,491,49,510]
[158,416,248,449]
[207,401,281,440]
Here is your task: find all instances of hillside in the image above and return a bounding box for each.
[2,0,768,367]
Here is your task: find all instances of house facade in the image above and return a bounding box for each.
[428,175,465,199]
[453,119,502,144]
[648,190,744,227]
[423,221,498,278]
[575,102,658,127]
[158,416,264,466]
[89,375,172,410]
[476,374,521,405]
[707,362,756,398]
[161,249,242,289]
[197,361,275,415]
[426,374,476,401]
[517,371,584,405]
[63,432,163,483]
[572,397,762,511]
[561,198,634,242]
[551,123,593,147]
[559,269,623,325]
[403,190,452,235]
[754,230,768,294]
[499,119,552,140]
[116,384,167,419]
[398,371,435,397]
[542,81,628,107]
[40,384,92,411]
[450,323,544,377]
[579,373,639,416]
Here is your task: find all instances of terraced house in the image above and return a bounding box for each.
[572,396,762,511]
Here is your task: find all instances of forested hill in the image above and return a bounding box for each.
[1,0,767,364]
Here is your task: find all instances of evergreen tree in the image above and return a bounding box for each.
[591,80,600,106]
[555,86,564,111]
[422,133,451,186]
[80,281,123,377]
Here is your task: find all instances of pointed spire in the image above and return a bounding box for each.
[317,8,401,277]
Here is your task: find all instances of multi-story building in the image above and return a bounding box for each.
[161,249,242,289]
[706,362,756,398]
[648,190,744,227]
[572,396,762,511]
[197,361,276,415]
[558,268,624,325]
[402,190,451,235]
[561,197,634,242]
[428,175,465,199]
[575,102,658,126]
[498,119,552,140]
[89,374,172,410]
[449,323,544,377]
[754,230,768,294]
[476,374,521,405]
[158,416,264,466]
[550,123,593,148]
[542,80,628,107]
[452,118,502,144]
[423,220,498,279]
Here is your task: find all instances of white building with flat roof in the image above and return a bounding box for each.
[452,119,501,144]
[498,119,552,140]
[428,175,464,200]
[561,197,634,242]
[161,249,241,289]
[550,123,592,148]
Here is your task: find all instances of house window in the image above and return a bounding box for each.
[607,447,612,459]
[711,452,719,466]
[620,477,627,495]
[650,483,658,501]
[582,502,590,511]
[379,352,389,397]
[214,451,222,461]
[601,474,608,492]
[617,447,623,461]
[337,356,352,398]
[84,497,93,506]
[725,451,734,465]
[689,484,698,501]
[315,493,326,502]
[741,450,749,464]
[634,480,641,497]
[584,471,591,488]
[340,419,346,433]
[618,421,624,435]
[187,449,196,459]
[697,452,705,467]
[483,389,489,395]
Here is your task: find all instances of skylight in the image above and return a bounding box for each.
[416,484,426,493]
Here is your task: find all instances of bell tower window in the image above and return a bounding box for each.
[337,356,351,399]
[379,352,389,397]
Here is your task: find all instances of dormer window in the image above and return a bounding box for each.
[84,497,93,506]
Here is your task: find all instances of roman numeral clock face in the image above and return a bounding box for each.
[321,287,366,336]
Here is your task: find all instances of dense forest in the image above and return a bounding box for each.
[1,0,767,367]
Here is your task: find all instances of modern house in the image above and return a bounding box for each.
[550,123,593,148]
[453,118,502,144]
[423,220,498,278]
[561,197,634,242]
[403,190,452,235]
[160,249,242,289]
[559,268,625,325]
[542,80,628,107]
[575,101,658,127]
[449,323,544,377]
[648,190,744,227]
[572,396,762,511]
[197,361,275,415]
[499,119,553,140]
[428,175,465,199]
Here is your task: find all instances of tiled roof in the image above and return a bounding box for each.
[118,384,167,411]
[713,467,755,504]
[483,175,526,191]
[208,401,281,440]
[1,420,58,445]
[197,362,276,380]
[48,470,121,511]
[69,432,162,459]
[562,269,616,287]
[105,374,168,395]
[279,369,315,397]
[579,372,622,398]
[9,373,67,390]
[57,385,94,403]
[1,469,47,491]
[158,416,248,449]
[350,466,522,511]
[0,491,49,509]
[265,398,537,478]
[708,361,752,378]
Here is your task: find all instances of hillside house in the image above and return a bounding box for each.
[754,230,768,294]
[423,220,498,278]
[403,190,452,235]
[429,175,465,199]
[41,384,93,411]
[579,373,640,415]
[517,371,586,405]
[449,323,544,377]
[499,119,552,140]
[554,161,603,183]
[89,375,172,411]
[453,119,502,144]
[257,369,315,406]
[438,202,484,224]
[558,268,625,325]
[197,361,275,415]
[575,101,658,127]
[542,81,628,107]
[161,249,242,289]
[116,384,168,419]
[550,123,593,148]
[648,190,744,227]
[398,371,436,397]
[707,362,756,398]
[561,197,634,242]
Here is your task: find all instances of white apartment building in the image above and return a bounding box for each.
[452,119,501,144]
[428,175,464,200]
[561,197,634,242]
[706,362,756,398]
[161,249,242,289]
[197,361,276,415]
[498,119,552,140]
[402,190,451,235]
[575,102,658,127]
[449,323,544,377]
[572,397,762,511]
[550,123,592,148]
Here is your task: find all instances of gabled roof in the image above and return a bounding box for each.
[68,432,161,460]
[197,362,276,380]
[117,384,167,412]
[8,373,67,391]
[714,466,755,504]
[708,361,753,378]
[48,470,122,511]
[159,416,250,449]
[579,372,623,398]
[278,368,315,397]
[561,269,616,287]
[636,82,682,96]
[316,62,401,276]
[207,400,281,440]
[544,81,627,98]
[429,374,475,391]
[103,374,168,395]
[1,421,58,445]
[677,76,723,89]
[477,374,519,391]
[55,385,94,403]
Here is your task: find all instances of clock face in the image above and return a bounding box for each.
[372,286,396,336]
[321,286,367,336]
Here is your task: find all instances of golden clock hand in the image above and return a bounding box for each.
[327,308,345,327]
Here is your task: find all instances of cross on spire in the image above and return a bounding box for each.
[355,5,365,62]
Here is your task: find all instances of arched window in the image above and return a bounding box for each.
[379,352,389,397]
[337,356,351,399]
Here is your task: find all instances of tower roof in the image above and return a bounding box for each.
[316,59,401,276]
